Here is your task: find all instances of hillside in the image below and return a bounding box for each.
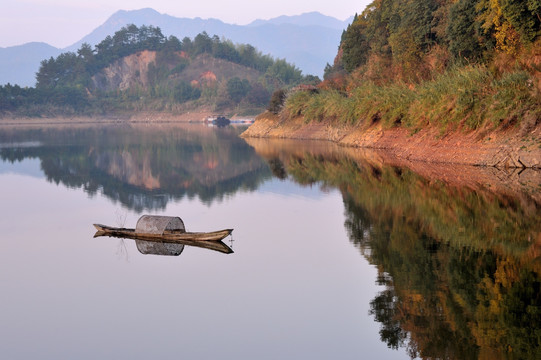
[67,8,347,77]
[0,25,314,118]
[243,0,541,168]
[0,9,348,87]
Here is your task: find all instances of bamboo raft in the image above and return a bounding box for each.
[93,215,234,254]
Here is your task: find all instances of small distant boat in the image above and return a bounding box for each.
[230,118,255,125]
[205,115,230,127]
[93,215,233,254]
[212,116,230,127]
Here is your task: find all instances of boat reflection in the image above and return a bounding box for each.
[97,235,233,255]
[135,241,185,256]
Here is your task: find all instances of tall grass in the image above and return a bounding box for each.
[284,65,540,133]
[350,82,414,127]
[410,66,492,130]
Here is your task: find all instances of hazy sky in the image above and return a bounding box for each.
[1,0,371,48]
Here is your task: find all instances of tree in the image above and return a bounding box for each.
[165,35,182,52]
[501,0,541,43]
[212,38,240,63]
[36,52,86,89]
[77,43,96,74]
[302,75,321,85]
[341,15,371,72]
[267,88,287,113]
[477,0,520,55]
[174,81,201,102]
[95,35,113,64]
[193,32,212,55]
[226,77,251,103]
[36,57,58,89]
[77,43,94,61]
[265,59,303,85]
[447,0,485,61]
[181,37,193,53]
[245,83,270,106]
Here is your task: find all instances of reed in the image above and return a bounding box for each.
[284,65,540,133]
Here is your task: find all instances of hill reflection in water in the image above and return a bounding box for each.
[1,125,540,358]
[246,137,541,360]
[0,124,272,212]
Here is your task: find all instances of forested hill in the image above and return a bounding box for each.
[0,25,317,117]
[328,0,540,82]
[278,0,540,134]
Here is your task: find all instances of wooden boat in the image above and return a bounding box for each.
[93,215,234,254]
[93,223,233,242]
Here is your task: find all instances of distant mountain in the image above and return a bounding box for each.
[0,8,352,87]
[67,8,349,76]
[66,8,229,52]
[0,42,61,87]
[247,11,352,29]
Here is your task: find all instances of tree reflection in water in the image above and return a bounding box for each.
[1,128,539,358]
[0,124,272,212]
[247,138,541,360]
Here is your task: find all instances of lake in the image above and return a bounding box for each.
[0,123,539,359]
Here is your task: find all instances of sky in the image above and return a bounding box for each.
[1,0,371,48]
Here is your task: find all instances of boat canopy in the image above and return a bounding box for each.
[135,215,185,235]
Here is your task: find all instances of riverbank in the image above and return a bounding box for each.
[0,111,210,127]
[241,112,541,168]
[0,110,256,128]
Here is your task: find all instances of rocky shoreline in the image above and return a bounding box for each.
[2,110,539,169]
[241,112,541,169]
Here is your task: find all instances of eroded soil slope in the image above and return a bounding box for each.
[242,113,541,168]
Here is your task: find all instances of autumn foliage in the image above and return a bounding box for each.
[327,0,540,84]
[286,0,541,134]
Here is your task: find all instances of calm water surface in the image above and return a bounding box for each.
[0,124,539,359]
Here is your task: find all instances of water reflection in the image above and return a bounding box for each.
[106,238,233,256]
[135,241,185,256]
[246,138,541,360]
[0,124,272,211]
[1,125,539,358]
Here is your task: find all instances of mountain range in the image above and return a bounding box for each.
[0,9,352,87]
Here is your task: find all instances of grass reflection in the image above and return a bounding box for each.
[247,138,540,359]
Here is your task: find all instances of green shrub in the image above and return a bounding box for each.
[280,65,540,134]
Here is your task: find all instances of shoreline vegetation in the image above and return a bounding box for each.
[0,25,316,119]
[2,1,541,168]
[0,111,234,127]
[241,111,541,169]
[243,0,541,168]
[241,63,541,168]
[283,65,540,133]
